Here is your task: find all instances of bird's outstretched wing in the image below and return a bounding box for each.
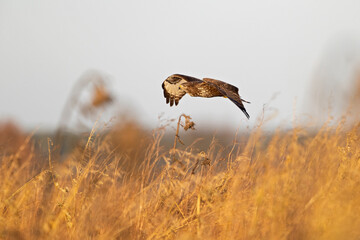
[162,74,202,106]
[203,78,250,119]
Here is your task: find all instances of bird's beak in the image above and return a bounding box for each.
[179,85,184,90]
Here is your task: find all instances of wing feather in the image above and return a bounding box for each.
[203,78,239,93]
[203,78,250,119]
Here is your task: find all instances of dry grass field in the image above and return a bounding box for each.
[1,76,360,240]
[1,115,360,240]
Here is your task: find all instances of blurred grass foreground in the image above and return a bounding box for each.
[1,70,360,239]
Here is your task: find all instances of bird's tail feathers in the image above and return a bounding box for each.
[241,98,251,104]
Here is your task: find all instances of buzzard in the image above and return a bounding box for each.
[162,74,250,119]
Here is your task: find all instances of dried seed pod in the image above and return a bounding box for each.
[91,84,113,107]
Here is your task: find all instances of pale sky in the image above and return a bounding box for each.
[1,0,360,131]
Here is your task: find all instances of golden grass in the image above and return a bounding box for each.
[2,71,360,239]
[1,115,360,240]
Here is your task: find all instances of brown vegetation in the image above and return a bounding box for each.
[1,114,360,239]
[2,70,360,239]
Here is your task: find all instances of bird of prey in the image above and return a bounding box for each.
[162,74,250,119]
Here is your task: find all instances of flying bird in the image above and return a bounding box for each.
[162,74,250,119]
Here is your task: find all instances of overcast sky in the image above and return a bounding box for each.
[1,0,360,131]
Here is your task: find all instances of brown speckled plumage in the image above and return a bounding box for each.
[162,74,250,119]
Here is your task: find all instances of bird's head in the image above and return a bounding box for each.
[179,83,192,91]
[166,74,183,82]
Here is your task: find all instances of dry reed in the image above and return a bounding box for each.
[1,114,360,240]
[2,70,360,239]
